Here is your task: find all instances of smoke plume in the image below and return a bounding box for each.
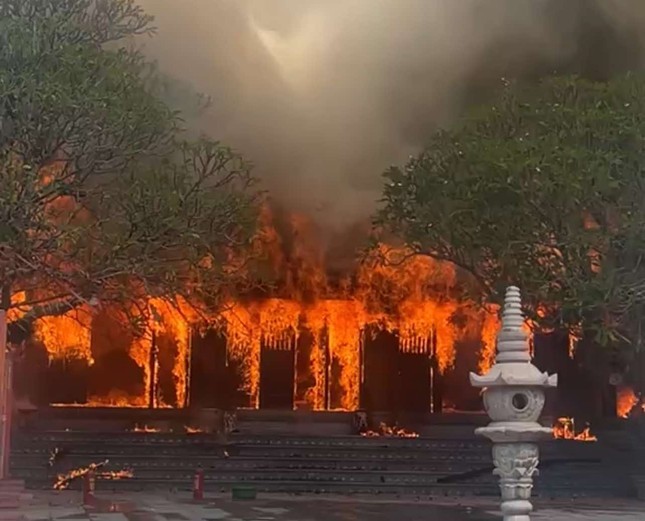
[136,0,645,232]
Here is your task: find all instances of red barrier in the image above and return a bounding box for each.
[193,468,204,501]
[82,470,95,505]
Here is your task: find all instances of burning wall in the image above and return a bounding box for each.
[17,209,510,411]
[26,279,501,411]
[219,296,492,411]
[29,295,498,411]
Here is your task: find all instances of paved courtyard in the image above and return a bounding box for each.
[14,492,645,521]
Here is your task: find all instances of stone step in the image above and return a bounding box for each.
[14,474,624,498]
[16,468,491,483]
[15,432,488,447]
[13,450,605,467]
[11,451,601,471]
[12,468,617,490]
[0,480,26,513]
[13,430,606,449]
[20,456,604,472]
[14,444,489,457]
[0,481,24,492]
[12,439,599,460]
[0,513,25,521]
[0,492,24,501]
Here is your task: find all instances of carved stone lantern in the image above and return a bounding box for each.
[470,286,557,521]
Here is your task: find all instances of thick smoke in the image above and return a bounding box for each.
[137,0,645,232]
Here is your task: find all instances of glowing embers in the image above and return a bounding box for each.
[53,459,134,490]
[131,424,162,433]
[50,398,149,408]
[129,424,205,434]
[552,417,597,442]
[361,422,419,438]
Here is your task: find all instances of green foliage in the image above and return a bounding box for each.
[378,74,645,369]
[0,0,260,324]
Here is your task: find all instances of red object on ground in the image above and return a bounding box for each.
[82,470,95,505]
[193,468,204,501]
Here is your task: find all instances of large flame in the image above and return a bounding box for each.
[149,298,191,407]
[218,296,491,410]
[479,304,500,374]
[33,305,94,364]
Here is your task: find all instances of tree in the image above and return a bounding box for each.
[0,0,261,330]
[377,74,645,393]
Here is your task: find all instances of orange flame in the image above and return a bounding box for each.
[88,392,146,408]
[53,459,133,490]
[149,298,191,408]
[361,422,419,438]
[33,305,94,363]
[6,291,29,323]
[479,304,500,374]
[320,300,363,410]
[552,417,597,442]
[616,386,640,419]
[101,469,135,480]
[131,424,161,433]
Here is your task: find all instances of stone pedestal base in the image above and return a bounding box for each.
[492,443,539,521]
[501,500,532,521]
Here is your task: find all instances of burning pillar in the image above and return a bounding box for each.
[470,287,557,521]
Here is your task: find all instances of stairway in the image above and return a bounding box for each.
[10,426,631,498]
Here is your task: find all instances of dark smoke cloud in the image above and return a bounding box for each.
[136,0,645,232]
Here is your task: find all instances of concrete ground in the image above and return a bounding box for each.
[13,492,645,521]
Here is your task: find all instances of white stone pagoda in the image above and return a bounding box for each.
[470,286,557,521]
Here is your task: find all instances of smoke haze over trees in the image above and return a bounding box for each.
[137,0,645,231]
[0,0,260,331]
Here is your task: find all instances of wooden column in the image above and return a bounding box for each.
[148,331,157,409]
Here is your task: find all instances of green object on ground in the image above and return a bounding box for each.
[232,485,257,500]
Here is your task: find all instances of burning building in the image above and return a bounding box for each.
[9,206,629,425]
[6,1,641,424]
[12,207,508,415]
[2,199,627,433]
